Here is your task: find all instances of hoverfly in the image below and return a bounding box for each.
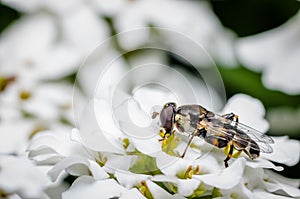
[152,102,274,167]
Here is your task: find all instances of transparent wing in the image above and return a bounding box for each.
[201,114,274,154]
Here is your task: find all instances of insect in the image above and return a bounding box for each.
[152,102,274,167]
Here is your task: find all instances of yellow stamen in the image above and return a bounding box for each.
[177,165,201,179]
[139,180,154,199]
[19,90,31,100]
[122,138,130,149]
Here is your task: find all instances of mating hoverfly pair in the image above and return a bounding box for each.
[153,102,274,168]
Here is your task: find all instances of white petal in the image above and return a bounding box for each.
[93,99,125,139]
[220,183,257,199]
[45,181,69,199]
[120,188,146,199]
[113,98,159,140]
[28,133,62,158]
[236,11,300,94]
[30,154,64,165]
[151,175,201,197]
[115,1,237,66]
[265,170,300,188]
[48,156,108,182]
[90,0,130,16]
[261,136,300,166]
[130,136,162,157]
[244,167,300,198]
[145,180,186,199]
[0,155,50,198]
[263,51,300,95]
[104,154,137,173]
[22,83,73,120]
[87,160,110,181]
[222,94,269,133]
[115,171,149,189]
[177,179,201,197]
[34,45,81,79]
[1,0,43,12]
[77,47,128,100]
[0,120,35,154]
[48,157,90,181]
[62,177,126,199]
[28,130,89,164]
[264,180,300,198]
[193,158,246,189]
[156,153,192,176]
[246,158,283,171]
[193,153,221,173]
[78,100,125,154]
[1,0,83,14]
[242,167,265,190]
[60,5,109,54]
[253,189,295,199]
[0,14,55,67]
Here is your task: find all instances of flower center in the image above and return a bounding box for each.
[160,130,180,156]
[19,90,32,100]
[139,180,154,199]
[96,153,107,167]
[176,165,200,179]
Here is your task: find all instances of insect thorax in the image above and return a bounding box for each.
[174,105,207,134]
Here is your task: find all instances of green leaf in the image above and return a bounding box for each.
[218,66,300,108]
[211,188,222,198]
[129,152,161,175]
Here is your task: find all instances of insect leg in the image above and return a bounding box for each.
[180,129,201,158]
[222,113,239,123]
[224,141,234,168]
[222,113,239,128]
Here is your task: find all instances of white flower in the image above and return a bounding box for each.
[261,136,300,166]
[0,13,79,82]
[28,82,300,198]
[123,93,299,197]
[0,3,96,132]
[152,154,200,194]
[236,11,300,95]
[0,155,50,198]
[0,82,73,121]
[0,1,110,89]
[1,0,82,15]
[1,1,108,198]
[0,83,75,155]
[4,1,297,197]
[28,129,90,165]
[62,176,146,199]
[92,0,237,67]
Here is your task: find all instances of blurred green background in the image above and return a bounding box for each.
[1,0,299,178]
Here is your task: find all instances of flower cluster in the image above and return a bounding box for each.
[0,1,299,199]
[27,92,300,199]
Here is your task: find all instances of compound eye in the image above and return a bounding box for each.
[160,103,175,131]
